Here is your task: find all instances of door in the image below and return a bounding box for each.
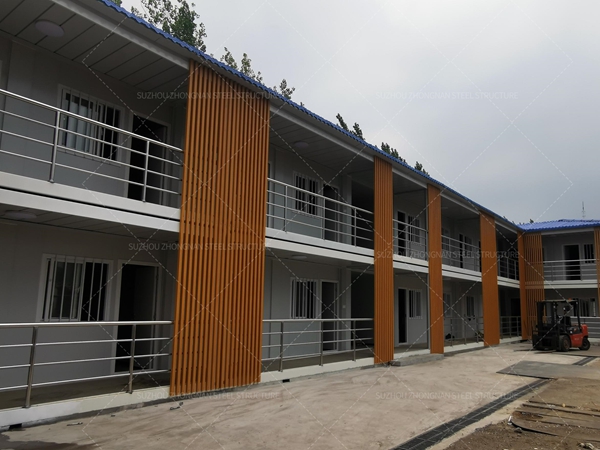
[321,282,338,351]
[115,264,158,372]
[398,289,407,343]
[397,212,407,256]
[564,245,581,280]
[128,116,168,205]
[323,186,339,242]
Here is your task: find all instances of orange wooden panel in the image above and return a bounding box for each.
[170,61,269,395]
[373,157,394,364]
[480,212,499,346]
[518,232,544,339]
[595,229,600,306]
[427,185,444,354]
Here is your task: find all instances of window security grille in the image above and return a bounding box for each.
[294,174,319,215]
[466,296,475,318]
[408,216,421,243]
[291,279,317,319]
[409,290,422,319]
[584,244,595,264]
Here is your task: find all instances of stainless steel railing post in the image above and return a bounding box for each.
[279,322,284,372]
[142,141,150,202]
[24,326,38,408]
[49,111,60,183]
[127,324,137,394]
[320,321,324,366]
[352,320,356,362]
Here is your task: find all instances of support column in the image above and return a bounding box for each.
[518,232,545,340]
[170,61,270,395]
[427,184,444,354]
[480,212,499,346]
[373,157,394,363]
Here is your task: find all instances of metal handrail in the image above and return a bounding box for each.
[444,316,484,346]
[0,88,183,206]
[543,259,597,282]
[0,320,173,408]
[441,236,481,272]
[392,218,428,260]
[497,256,519,280]
[499,315,522,338]
[262,318,374,372]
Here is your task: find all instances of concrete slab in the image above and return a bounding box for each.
[390,354,444,367]
[498,360,600,380]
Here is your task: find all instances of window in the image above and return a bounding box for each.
[466,296,475,318]
[42,255,109,321]
[291,279,317,319]
[584,244,595,264]
[60,88,121,160]
[294,173,319,215]
[408,290,422,318]
[408,216,421,243]
[443,293,452,316]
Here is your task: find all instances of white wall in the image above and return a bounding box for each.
[0,221,177,389]
[0,37,186,207]
[542,232,596,281]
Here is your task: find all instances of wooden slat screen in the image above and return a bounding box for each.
[170,61,270,395]
[427,185,444,354]
[480,212,499,346]
[373,157,394,363]
[518,232,544,339]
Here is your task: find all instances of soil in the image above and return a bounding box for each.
[444,421,591,450]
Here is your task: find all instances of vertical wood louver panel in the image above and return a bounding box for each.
[427,185,444,354]
[480,212,499,346]
[170,61,269,395]
[518,232,544,339]
[373,157,394,364]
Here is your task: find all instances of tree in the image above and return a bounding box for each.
[415,161,429,176]
[352,123,364,140]
[131,0,207,52]
[220,47,238,70]
[336,114,349,132]
[381,142,405,162]
[241,53,263,84]
[274,79,295,100]
[111,0,122,5]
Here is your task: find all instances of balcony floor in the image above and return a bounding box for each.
[0,373,170,411]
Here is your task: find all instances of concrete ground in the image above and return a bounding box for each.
[0,343,589,450]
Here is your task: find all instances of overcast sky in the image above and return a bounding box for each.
[122,0,599,224]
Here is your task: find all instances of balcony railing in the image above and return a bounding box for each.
[543,260,597,282]
[266,179,374,249]
[0,320,172,408]
[262,318,373,372]
[441,236,481,272]
[500,316,522,338]
[393,219,428,260]
[0,89,183,207]
[498,256,519,280]
[444,316,484,345]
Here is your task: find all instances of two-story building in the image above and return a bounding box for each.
[0,0,596,428]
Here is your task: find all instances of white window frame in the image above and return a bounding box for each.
[290,278,318,319]
[59,85,124,161]
[408,290,422,319]
[40,254,112,322]
[293,172,320,217]
[408,215,422,244]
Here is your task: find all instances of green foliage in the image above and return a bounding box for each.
[131,0,207,52]
[352,123,363,140]
[415,161,429,175]
[241,53,263,84]
[220,47,238,71]
[336,114,349,131]
[111,0,122,6]
[381,142,405,162]
[274,79,295,100]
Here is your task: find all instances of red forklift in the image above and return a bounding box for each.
[532,299,590,352]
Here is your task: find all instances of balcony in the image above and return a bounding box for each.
[0,89,183,208]
[543,260,597,282]
[498,256,519,280]
[393,218,428,261]
[442,236,481,272]
[266,178,374,250]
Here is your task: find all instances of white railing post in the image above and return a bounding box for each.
[142,140,150,202]
[279,322,285,372]
[127,324,137,394]
[24,326,38,408]
[49,111,61,183]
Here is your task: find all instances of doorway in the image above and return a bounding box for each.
[323,186,339,242]
[128,116,168,205]
[398,289,407,344]
[115,264,159,372]
[321,281,338,351]
[564,245,581,280]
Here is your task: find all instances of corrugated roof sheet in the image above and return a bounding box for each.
[519,219,600,232]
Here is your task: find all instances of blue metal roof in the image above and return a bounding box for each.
[519,219,600,232]
[97,0,521,229]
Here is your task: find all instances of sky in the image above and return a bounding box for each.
[121,0,599,224]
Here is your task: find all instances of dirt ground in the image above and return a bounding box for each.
[445,421,587,450]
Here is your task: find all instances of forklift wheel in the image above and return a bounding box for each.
[580,337,591,351]
[559,335,571,352]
